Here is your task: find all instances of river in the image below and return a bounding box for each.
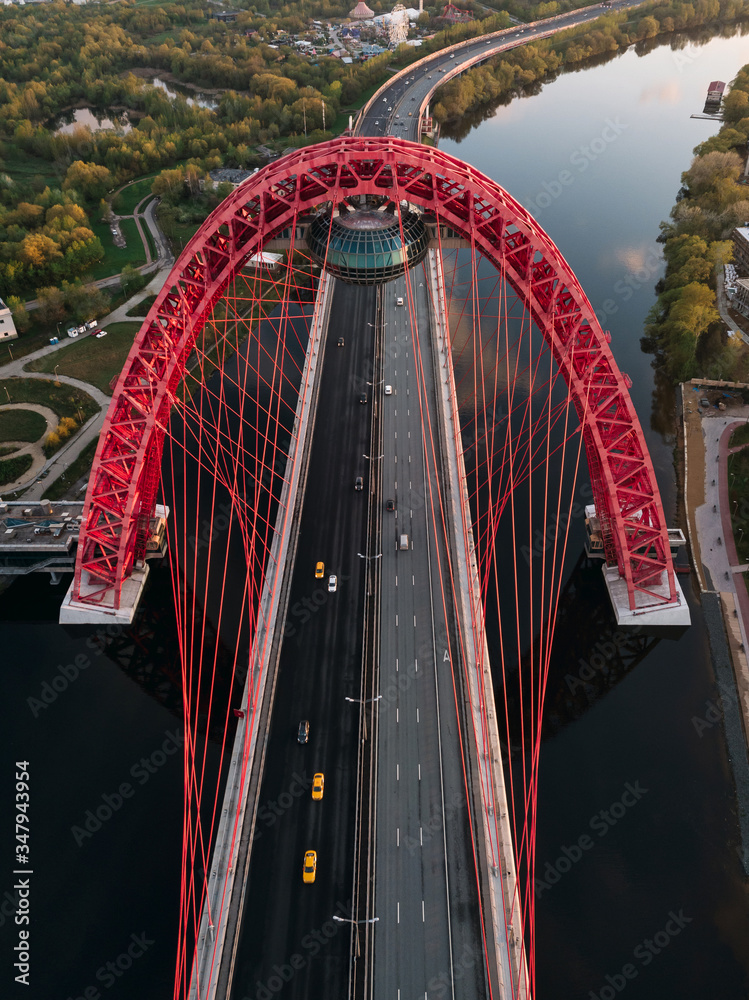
[0,24,748,1000]
[440,26,749,1000]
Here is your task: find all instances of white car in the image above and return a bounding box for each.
[95,330,108,339]
[384,385,392,395]
[328,574,337,593]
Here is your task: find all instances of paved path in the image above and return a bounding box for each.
[0,404,58,491]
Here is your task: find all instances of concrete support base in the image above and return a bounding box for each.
[59,564,150,625]
[602,564,691,629]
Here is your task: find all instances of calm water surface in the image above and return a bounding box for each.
[1,27,748,1000]
[442,27,749,1000]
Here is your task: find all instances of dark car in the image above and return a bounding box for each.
[355,476,363,491]
[297,720,310,744]
[337,337,344,347]
[700,398,710,408]
[386,499,396,511]
[359,392,367,404]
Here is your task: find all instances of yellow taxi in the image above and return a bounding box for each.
[315,561,324,578]
[303,850,317,884]
[312,773,324,801]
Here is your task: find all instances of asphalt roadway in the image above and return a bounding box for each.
[228,283,377,1000]
[372,273,488,998]
[356,0,636,142]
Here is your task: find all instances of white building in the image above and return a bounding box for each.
[0,298,18,342]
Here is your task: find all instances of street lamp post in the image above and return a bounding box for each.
[345,693,382,742]
[332,914,379,959]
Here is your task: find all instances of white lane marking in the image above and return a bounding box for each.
[417,708,419,723]
[395,431,398,440]
[396,657,399,671]
[397,827,400,847]
[397,764,400,781]
[395,455,398,464]
[396,614,399,627]
[408,455,411,464]
[412,575,415,586]
[395,575,398,587]
[397,707,399,722]
[408,409,410,416]
[397,902,400,924]
[422,900,425,923]
[418,764,421,781]
[413,615,417,627]
[395,479,398,490]
[408,430,411,439]
[420,827,423,846]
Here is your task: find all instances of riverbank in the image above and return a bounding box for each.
[682,378,749,871]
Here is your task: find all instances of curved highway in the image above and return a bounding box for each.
[356,0,637,141]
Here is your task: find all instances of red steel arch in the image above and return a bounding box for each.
[72,136,677,612]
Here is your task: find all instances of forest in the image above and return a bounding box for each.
[1,0,748,306]
[642,62,749,382]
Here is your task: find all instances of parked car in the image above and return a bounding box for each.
[95,330,108,339]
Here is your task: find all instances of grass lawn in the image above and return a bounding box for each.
[113,176,157,216]
[0,378,99,424]
[0,454,32,489]
[0,408,48,443]
[729,423,749,448]
[25,322,140,394]
[44,438,98,501]
[87,218,147,282]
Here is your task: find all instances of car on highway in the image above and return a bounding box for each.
[450,53,455,58]
[396,297,403,306]
[375,121,379,126]
[384,384,392,395]
[337,336,344,346]
[328,574,337,593]
[302,850,317,883]
[359,392,367,404]
[312,773,324,800]
[298,720,310,744]
[386,498,396,512]
[355,476,363,491]
[315,561,324,578]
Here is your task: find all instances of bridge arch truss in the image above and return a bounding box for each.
[71,135,677,614]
